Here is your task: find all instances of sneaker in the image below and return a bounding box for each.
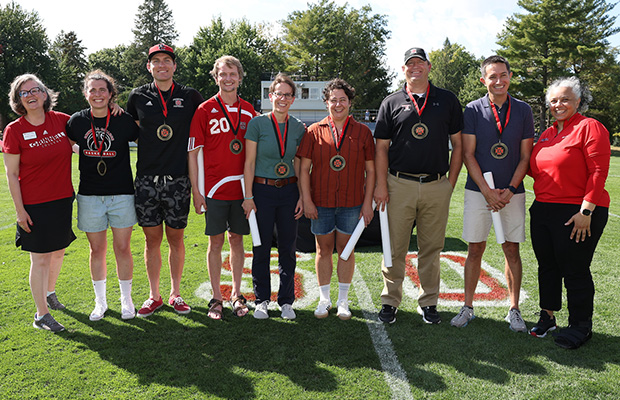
[314,300,332,319]
[254,301,269,320]
[137,297,163,318]
[418,305,441,324]
[89,301,108,321]
[505,308,527,333]
[451,306,475,328]
[121,297,136,320]
[281,304,296,320]
[336,299,352,321]
[33,313,65,332]
[378,304,397,324]
[530,310,557,338]
[169,295,191,315]
[47,293,65,310]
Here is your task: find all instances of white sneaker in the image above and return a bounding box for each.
[314,300,332,318]
[254,301,269,320]
[281,304,296,320]
[336,299,352,320]
[121,297,135,320]
[451,306,475,328]
[89,301,108,321]
[505,308,527,333]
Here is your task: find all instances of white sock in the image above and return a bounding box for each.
[338,282,351,303]
[46,291,55,297]
[319,284,331,302]
[92,279,107,306]
[119,279,133,301]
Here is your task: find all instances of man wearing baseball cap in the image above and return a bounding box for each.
[127,44,204,317]
[374,47,463,324]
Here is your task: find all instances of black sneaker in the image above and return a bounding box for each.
[47,293,65,310]
[530,310,557,338]
[33,313,65,333]
[378,304,397,324]
[418,305,441,324]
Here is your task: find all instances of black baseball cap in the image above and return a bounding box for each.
[404,47,428,63]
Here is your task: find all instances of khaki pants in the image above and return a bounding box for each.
[381,173,453,308]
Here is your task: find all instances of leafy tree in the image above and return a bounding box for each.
[497,0,619,131]
[459,66,489,107]
[0,2,54,128]
[49,30,88,113]
[132,0,178,52]
[280,0,393,109]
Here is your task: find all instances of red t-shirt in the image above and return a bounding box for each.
[530,113,610,207]
[188,95,257,200]
[296,116,375,208]
[2,111,73,205]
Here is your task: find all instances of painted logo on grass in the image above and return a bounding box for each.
[402,251,527,307]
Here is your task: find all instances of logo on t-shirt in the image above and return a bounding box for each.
[173,98,184,108]
[146,101,153,106]
[211,108,218,114]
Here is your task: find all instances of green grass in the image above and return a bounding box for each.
[1,148,619,399]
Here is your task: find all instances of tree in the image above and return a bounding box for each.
[49,30,88,113]
[132,0,178,52]
[280,0,393,109]
[0,2,54,129]
[497,0,619,131]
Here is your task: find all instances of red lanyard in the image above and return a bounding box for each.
[90,109,110,156]
[155,81,175,119]
[270,113,289,159]
[215,94,241,136]
[488,96,511,136]
[328,115,350,152]
[406,84,430,117]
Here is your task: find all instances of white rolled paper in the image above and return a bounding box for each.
[197,148,206,212]
[340,209,371,261]
[340,201,392,268]
[483,171,506,244]
[240,177,262,247]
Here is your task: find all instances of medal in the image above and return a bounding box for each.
[97,160,107,176]
[328,116,351,172]
[491,142,509,159]
[229,138,243,154]
[330,155,346,171]
[157,124,173,141]
[274,162,289,177]
[411,122,429,139]
[90,109,111,177]
[406,84,430,140]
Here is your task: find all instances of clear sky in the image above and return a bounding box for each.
[6,0,620,83]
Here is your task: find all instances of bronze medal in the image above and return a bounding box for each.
[491,142,509,159]
[97,160,107,176]
[274,162,289,177]
[411,122,429,139]
[330,155,346,171]
[157,124,173,141]
[229,138,243,155]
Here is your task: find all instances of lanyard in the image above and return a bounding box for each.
[488,96,511,136]
[215,94,241,137]
[154,81,175,119]
[89,109,110,156]
[406,84,430,118]
[270,113,289,159]
[328,115,351,153]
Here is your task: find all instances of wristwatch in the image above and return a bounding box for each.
[581,209,592,216]
[508,185,517,194]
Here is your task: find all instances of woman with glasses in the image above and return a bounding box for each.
[242,74,305,320]
[297,78,375,320]
[2,74,76,332]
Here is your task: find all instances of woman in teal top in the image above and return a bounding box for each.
[243,73,305,320]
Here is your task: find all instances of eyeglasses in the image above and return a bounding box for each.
[272,92,294,99]
[18,87,42,98]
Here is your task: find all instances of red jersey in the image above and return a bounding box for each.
[530,113,610,207]
[188,95,257,200]
[2,111,73,205]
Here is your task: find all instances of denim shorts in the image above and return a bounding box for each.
[310,205,362,236]
[77,194,137,232]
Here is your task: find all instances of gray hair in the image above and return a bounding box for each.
[8,74,58,116]
[546,76,592,112]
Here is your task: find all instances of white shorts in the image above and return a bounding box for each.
[462,189,526,243]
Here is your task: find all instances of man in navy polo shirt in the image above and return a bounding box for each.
[450,55,534,332]
[374,47,463,324]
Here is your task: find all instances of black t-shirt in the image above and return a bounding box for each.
[374,83,463,175]
[66,109,139,195]
[126,81,204,176]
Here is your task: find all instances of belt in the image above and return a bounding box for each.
[389,170,443,183]
[254,176,298,188]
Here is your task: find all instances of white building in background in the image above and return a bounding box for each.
[260,80,329,125]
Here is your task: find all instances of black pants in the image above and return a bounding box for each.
[529,201,608,328]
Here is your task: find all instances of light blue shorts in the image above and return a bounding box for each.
[77,194,137,232]
[310,205,362,236]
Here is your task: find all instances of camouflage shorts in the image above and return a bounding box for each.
[134,175,191,229]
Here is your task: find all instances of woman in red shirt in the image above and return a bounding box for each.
[2,74,76,333]
[528,76,610,349]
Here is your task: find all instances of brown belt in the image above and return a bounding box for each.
[389,170,443,183]
[254,176,298,188]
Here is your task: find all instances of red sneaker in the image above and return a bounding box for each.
[137,297,163,317]
[169,295,191,315]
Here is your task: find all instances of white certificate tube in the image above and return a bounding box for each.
[240,177,262,247]
[483,171,505,244]
[340,211,370,261]
[379,203,392,268]
[197,148,206,212]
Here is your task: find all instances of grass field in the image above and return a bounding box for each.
[1,149,619,399]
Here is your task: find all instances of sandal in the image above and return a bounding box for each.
[553,326,592,349]
[231,295,249,317]
[207,299,223,320]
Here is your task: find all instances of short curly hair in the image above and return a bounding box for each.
[9,74,58,116]
[83,70,118,106]
[322,78,356,103]
[546,76,592,112]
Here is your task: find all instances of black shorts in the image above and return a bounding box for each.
[205,198,250,236]
[135,175,191,229]
[16,196,77,253]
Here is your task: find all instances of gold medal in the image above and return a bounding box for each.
[411,122,429,139]
[491,142,509,159]
[97,160,107,176]
[157,124,173,141]
[330,155,346,171]
[229,138,243,155]
[274,162,289,177]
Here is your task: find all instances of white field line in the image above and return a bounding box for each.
[0,223,14,231]
[352,268,414,400]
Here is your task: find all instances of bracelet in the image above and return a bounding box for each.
[244,196,254,200]
[508,185,517,194]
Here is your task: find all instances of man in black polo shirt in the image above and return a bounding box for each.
[374,47,463,324]
[127,44,204,317]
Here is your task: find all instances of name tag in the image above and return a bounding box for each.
[23,131,36,140]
